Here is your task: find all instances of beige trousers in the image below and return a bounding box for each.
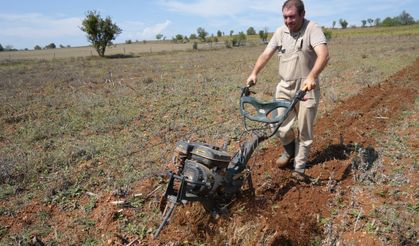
[275,79,320,169]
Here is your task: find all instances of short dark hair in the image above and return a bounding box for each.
[282,0,305,15]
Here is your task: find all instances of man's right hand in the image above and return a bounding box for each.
[246,75,257,87]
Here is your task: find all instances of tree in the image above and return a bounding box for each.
[258,30,268,43]
[189,33,197,40]
[155,33,163,40]
[34,45,42,50]
[197,27,208,41]
[229,30,234,36]
[332,20,336,28]
[367,18,374,27]
[80,10,122,57]
[232,31,247,46]
[0,44,3,52]
[374,18,381,26]
[175,34,184,42]
[44,43,56,49]
[381,17,399,26]
[339,19,348,29]
[4,45,15,51]
[397,10,415,25]
[246,26,256,35]
[361,20,367,27]
[217,30,222,37]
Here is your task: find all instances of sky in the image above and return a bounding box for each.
[1,0,418,50]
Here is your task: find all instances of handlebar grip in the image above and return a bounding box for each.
[247,80,255,87]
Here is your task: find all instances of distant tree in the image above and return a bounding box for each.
[44,43,56,49]
[80,10,122,57]
[374,18,381,26]
[258,30,268,43]
[156,33,163,40]
[339,19,348,29]
[189,33,197,40]
[332,20,336,28]
[34,45,42,50]
[397,10,415,25]
[175,34,184,42]
[381,17,399,26]
[4,45,16,51]
[361,20,367,27]
[367,18,374,26]
[217,30,222,37]
[197,27,208,41]
[229,30,234,36]
[246,26,256,35]
[125,40,132,44]
[232,31,247,46]
[0,44,3,52]
[59,44,65,48]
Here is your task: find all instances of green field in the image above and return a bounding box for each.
[0,25,418,245]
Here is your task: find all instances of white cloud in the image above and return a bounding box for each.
[118,20,171,41]
[140,20,172,38]
[0,13,85,48]
[0,13,83,38]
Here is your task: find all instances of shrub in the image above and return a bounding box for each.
[323,30,332,41]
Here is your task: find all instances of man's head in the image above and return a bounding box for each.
[282,0,305,32]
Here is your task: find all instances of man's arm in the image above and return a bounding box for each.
[303,43,329,91]
[247,46,276,86]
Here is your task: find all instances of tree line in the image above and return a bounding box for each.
[0,10,416,56]
[334,10,416,29]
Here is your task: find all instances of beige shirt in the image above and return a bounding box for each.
[267,19,327,81]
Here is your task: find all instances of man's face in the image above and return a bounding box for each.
[283,6,305,32]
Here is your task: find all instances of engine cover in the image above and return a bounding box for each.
[190,144,231,168]
[174,140,231,169]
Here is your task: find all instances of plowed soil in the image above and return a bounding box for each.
[1,58,418,245]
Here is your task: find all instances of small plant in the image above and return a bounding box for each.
[0,225,8,238]
[74,217,97,231]
[83,197,97,213]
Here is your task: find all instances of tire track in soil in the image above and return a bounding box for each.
[154,58,418,245]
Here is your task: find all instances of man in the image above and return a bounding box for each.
[246,0,329,174]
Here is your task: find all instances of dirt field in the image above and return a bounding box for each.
[0,26,418,245]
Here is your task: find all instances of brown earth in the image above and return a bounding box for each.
[1,58,418,245]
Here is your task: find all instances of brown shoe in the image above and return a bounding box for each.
[276,141,295,168]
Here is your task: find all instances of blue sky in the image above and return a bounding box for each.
[1,0,418,49]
